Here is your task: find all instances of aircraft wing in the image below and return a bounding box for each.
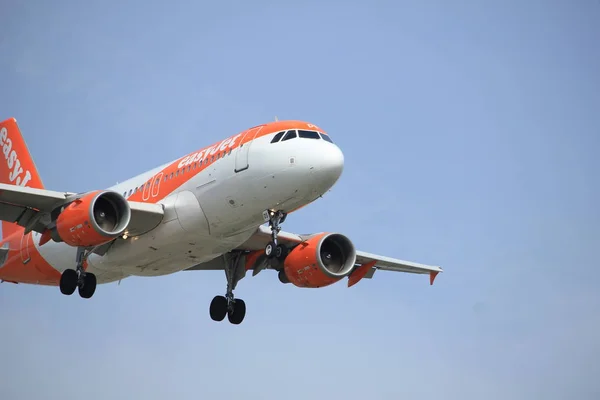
[187,225,443,287]
[0,183,164,237]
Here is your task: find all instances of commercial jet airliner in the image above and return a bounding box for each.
[0,117,442,324]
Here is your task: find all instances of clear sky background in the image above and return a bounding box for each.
[1,0,599,399]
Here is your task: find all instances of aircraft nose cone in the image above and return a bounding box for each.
[324,144,344,179]
[314,143,344,190]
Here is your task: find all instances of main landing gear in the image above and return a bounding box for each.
[209,209,289,325]
[59,247,97,299]
[210,252,247,325]
[264,210,288,261]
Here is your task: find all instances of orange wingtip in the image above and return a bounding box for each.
[430,271,440,285]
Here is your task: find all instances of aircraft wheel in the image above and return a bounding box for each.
[278,270,290,284]
[210,295,228,321]
[78,273,97,299]
[59,269,78,295]
[265,241,276,258]
[275,244,288,261]
[228,299,246,325]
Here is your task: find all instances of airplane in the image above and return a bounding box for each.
[0,116,443,324]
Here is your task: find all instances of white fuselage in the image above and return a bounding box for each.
[34,128,344,284]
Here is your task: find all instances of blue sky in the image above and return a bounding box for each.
[1,0,599,398]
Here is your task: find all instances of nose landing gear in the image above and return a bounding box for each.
[264,210,288,261]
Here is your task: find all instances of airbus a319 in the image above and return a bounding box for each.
[0,117,442,324]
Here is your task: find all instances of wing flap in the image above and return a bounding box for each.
[0,202,28,223]
[356,250,443,275]
[0,183,72,232]
[0,183,71,210]
[354,250,443,286]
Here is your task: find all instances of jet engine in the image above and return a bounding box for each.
[280,232,357,288]
[52,190,131,247]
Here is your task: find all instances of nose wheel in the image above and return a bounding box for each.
[59,247,97,299]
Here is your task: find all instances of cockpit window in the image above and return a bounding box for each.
[298,130,320,139]
[271,129,332,143]
[320,133,334,143]
[271,131,285,143]
[281,130,297,141]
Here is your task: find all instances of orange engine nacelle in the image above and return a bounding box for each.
[52,190,131,247]
[281,233,357,288]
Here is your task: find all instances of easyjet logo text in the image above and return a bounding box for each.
[0,127,32,187]
[177,133,242,169]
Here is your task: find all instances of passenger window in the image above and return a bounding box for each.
[298,130,320,139]
[281,130,297,141]
[271,131,285,143]
[128,189,132,196]
[123,192,127,197]
[170,172,174,179]
[320,133,334,143]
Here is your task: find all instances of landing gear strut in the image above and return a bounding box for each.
[209,210,290,325]
[59,247,97,299]
[210,252,247,325]
[264,210,288,261]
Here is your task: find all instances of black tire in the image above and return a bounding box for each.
[275,244,288,261]
[59,269,78,295]
[278,270,290,284]
[228,298,246,325]
[209,295,228,321]
[78,273,97,299]
[265,241,276,258]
